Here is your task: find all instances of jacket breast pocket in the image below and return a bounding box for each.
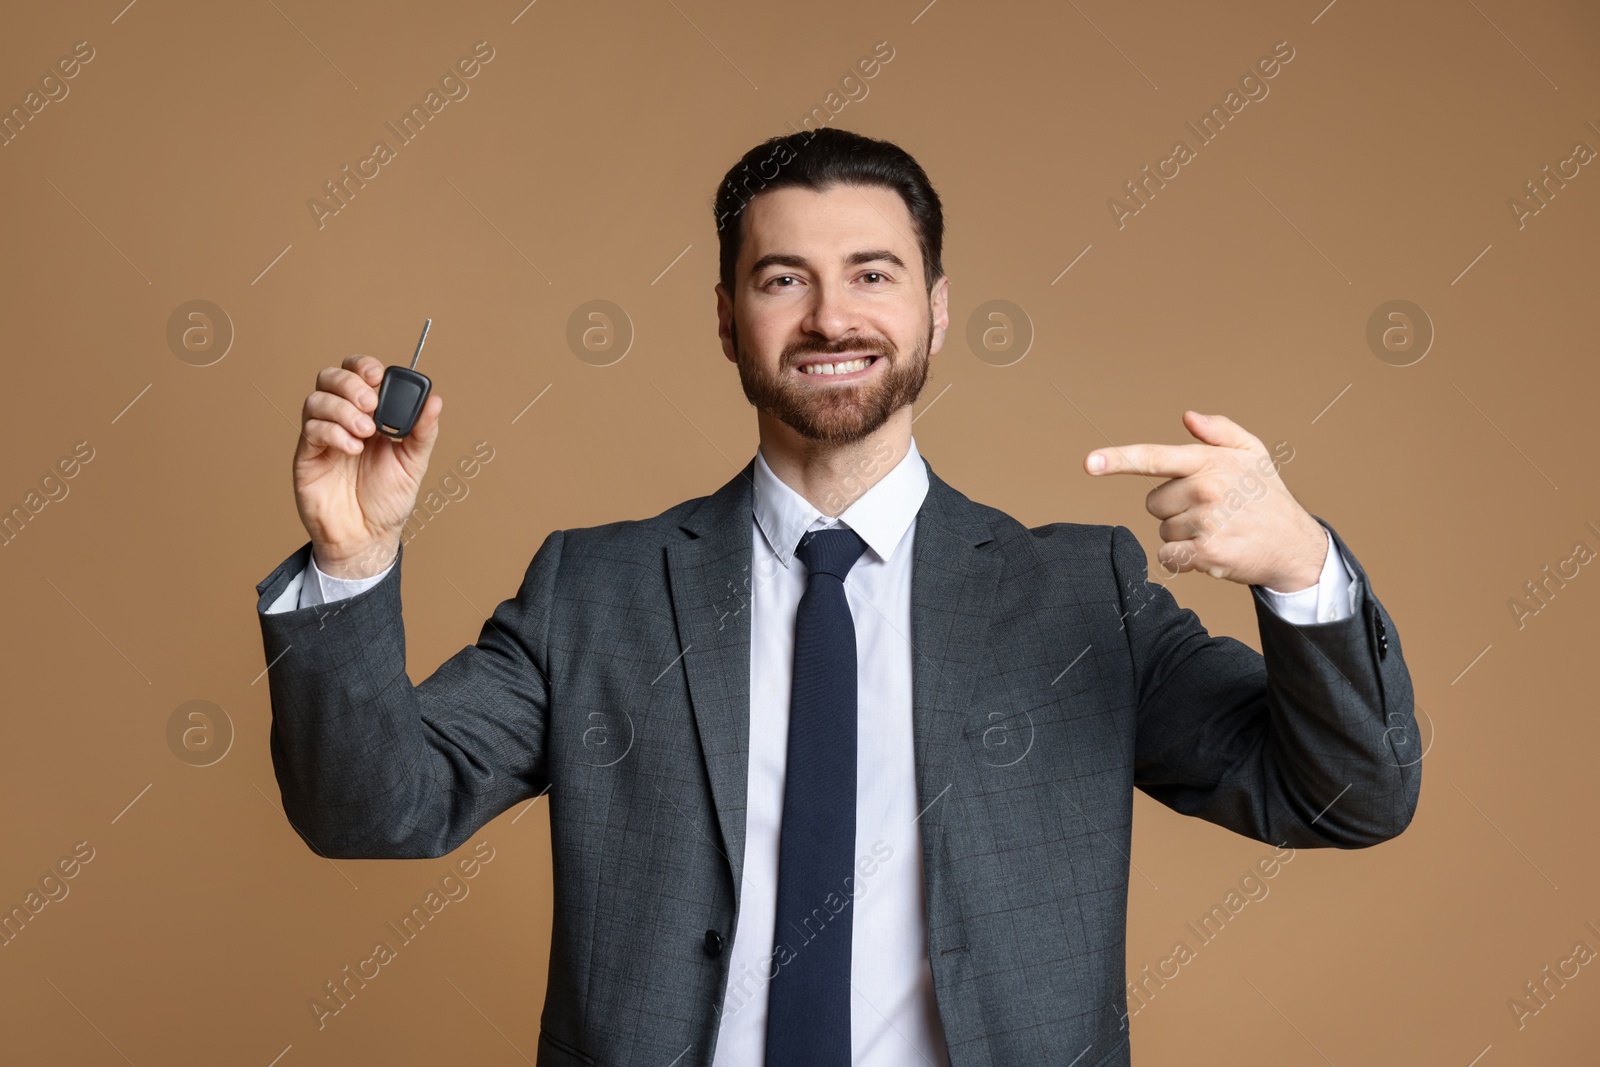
[959,661,1098,773]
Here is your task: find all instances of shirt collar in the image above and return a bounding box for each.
[752,436,930,568]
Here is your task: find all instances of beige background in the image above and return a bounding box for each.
[1,0,1596,1062]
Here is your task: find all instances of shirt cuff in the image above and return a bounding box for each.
[295,553,396,610]
[263,566,304,615]
[1257,528,1358,625]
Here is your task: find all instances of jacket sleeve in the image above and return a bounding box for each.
[254,530,564,859]
[1111,516,1421,848]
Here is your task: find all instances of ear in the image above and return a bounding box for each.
[715,283,737,364]
[928,274,950,357]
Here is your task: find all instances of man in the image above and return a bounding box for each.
[256,127,1419,1066]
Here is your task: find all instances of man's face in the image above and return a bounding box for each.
[716,182,949,445]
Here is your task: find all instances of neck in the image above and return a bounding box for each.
[756,408,912,518]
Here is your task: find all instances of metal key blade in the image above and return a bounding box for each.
[410,318,432,370]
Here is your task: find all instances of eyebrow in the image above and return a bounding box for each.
[748,249,908,278]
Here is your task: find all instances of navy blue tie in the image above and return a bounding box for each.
[764,526,869,1067]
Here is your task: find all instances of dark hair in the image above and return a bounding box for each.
[712,127,945,298]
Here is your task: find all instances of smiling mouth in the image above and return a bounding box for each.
[794,355,882,380]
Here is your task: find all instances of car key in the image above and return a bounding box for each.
[374,318,433,439]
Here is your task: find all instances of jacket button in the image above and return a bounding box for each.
[704,929,723,958]
[1374,613,1389,659]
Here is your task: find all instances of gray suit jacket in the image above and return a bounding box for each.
[255,455,1420,1066]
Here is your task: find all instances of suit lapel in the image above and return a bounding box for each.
[664,454,1000,916]
[906,465,1002,908]
[666,460,758,907]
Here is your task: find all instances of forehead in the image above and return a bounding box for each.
[738,183,916,268]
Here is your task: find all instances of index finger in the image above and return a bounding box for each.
[341,353,385,387]
[1086,442,1209,479]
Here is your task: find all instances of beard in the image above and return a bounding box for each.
[733,315,933,445]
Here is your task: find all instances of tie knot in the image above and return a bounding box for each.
[794,526,868,582]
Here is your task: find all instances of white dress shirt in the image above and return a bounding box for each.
[263,439,1357,1065]
[720,438,948,1065]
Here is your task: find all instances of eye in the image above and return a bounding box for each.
[861,271,887,284]
[765,274,799,289]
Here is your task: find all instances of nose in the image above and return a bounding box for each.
[799,275,862,344]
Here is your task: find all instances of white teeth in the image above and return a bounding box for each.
[800,357,873,375]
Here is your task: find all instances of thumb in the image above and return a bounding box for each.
[399,393,443,463]
[1183,410,1258,451]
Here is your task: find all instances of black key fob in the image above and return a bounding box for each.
[375,367,430,438]
[374,319,433,439]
